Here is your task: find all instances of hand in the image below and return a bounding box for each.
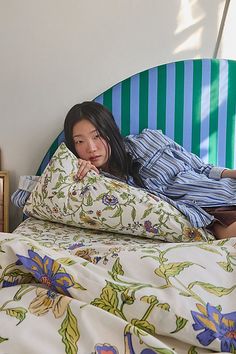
[221,169,236,179]
[77,159,99,180]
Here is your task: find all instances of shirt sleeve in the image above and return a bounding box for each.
[18,175,40,192]
[11,176,40,208]
[171,143,226,180]
[125,129,225,179]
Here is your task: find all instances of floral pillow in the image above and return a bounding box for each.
[23,143,212,242]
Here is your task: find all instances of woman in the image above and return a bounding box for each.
[64,101,236,239]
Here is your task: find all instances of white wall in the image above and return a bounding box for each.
[0,0,231,230]
[218,0,236,59]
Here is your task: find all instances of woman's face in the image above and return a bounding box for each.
[72,119,110,169]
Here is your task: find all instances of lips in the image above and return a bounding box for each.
[90,156,101,162]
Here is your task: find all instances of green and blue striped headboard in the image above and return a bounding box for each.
[37,59,236,175]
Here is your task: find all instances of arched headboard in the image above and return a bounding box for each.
[37,58,236,175]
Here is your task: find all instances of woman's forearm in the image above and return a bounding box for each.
[221,169,236,179]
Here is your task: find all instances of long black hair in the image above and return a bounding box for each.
[64,101,143,187]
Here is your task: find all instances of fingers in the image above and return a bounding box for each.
[77,159,99,180]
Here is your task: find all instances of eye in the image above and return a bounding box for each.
[94,132,101,139]
[74,139,84,144]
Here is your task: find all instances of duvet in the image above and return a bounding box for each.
[0,217,236,354]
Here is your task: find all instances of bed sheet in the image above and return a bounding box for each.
[0,217,235,354]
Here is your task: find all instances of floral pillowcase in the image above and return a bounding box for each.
[23,143,212,242]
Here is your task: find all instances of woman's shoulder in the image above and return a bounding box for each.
[124,129,169,147]
[123,129,168,160]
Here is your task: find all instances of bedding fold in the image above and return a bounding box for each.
[0,218,235,353]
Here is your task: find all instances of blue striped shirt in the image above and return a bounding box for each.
[124,129,236,228]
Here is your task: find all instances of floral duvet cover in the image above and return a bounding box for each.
[0,217,236,354]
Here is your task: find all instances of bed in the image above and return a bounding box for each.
[1,59,236,354]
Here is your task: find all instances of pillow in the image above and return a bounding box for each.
[24,143,213,242]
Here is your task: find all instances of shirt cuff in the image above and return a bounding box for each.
[208,167,226,180]
[18,175,40,192]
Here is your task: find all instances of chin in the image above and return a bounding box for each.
[94,163,103,169]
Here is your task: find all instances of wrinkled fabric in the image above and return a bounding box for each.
[125,129,236,227]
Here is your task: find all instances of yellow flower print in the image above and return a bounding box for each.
[75,248,97,262]
[80,214,101,227]
[29,287,71,318]
[183,227,203,241]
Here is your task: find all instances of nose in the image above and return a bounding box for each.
[87,139,97,152]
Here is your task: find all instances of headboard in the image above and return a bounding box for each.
[37,59,236,175]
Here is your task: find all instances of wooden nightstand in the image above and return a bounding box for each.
[0,171,9,232]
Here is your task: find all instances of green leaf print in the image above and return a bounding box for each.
[197,244,222,255]
[57,191,65,199]
[153,349,176,354]
[140,295,158,304]
[106,281,128,292]
[188,346,198,354]
[131,207,136,221]
[112,258,124,276]
[91,285,119,315]
[69,194,78,202]
[53,174,64,189]
[0,336,8,344]
[13,284,34,301]
[188,282,236,296]
[120,192,129,200]
[86,193,93,206]
[73,282,87,291]
[95,192,107,201]
[121,290,135,305]
[217,261,234,272]
[59,305,80,354]
[170,315,188,333]
[111,207,123,218]
[6,307,27,324]
[56,257,77,266]
[131,319,156,336]
[155,262,194,279]
[216,239,229,246]
[157,303,170,311]
[141,208,153,219]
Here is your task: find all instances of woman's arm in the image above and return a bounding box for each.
[126,129,236,181]
[221,169,236,179]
